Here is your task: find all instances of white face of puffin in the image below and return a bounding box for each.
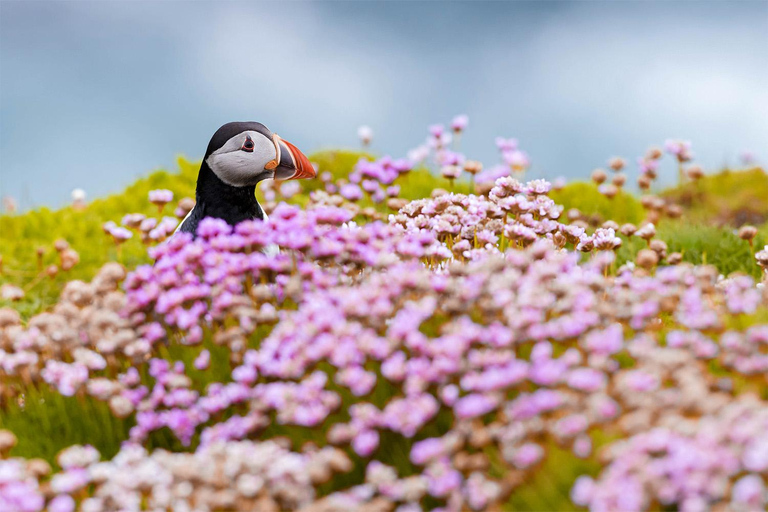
[205,129,317,187]
[205,130,277,187]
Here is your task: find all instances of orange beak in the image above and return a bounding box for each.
[278,138,317,180]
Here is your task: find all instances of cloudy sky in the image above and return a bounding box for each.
[1,0,766,210]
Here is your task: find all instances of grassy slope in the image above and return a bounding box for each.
[0,157,198,318]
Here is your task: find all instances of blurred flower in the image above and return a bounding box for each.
[608,157,625,172]
[340,183,363,202]
[280,181,301,199]
[175,197,196,218]
[503,149,530,173]
[495,137,518,152]
[740,150,756,165]
[71,188,87,210]
[357,125,373,146]
[2,195,17,213]
[664,139,693,162]
[148,189,174,212]
[0,284,24,301]
[451,114,469,133]
[108,226,133,244]
[441,165,462,181]
[686,164,704,180]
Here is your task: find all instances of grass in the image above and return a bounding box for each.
[615,221,767,279]
[551,182,645,225]
[0,386,130,465]
[662,167,768,226]
[0,157,199,318]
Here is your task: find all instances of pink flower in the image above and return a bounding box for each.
[454,394,498,419]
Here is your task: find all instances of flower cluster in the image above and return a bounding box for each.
[0,432,352,512]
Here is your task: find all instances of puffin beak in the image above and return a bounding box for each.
[273,136,317,180]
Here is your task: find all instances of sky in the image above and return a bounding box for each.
[1,0,766,210]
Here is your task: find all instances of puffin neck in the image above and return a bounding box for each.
[195,162,264,224]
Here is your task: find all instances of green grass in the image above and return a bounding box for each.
[551,176,767,278]
[0,157,199,318]
[662,167,768,226]
[614,221,767,278]
[0,386,130,465]
[551,182,645,225]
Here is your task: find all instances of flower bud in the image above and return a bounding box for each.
[649,239,668,260]
[463,160,483,175]
[620,223,637,237]
[599,184,618,199]
[645,147,663,160]
[27,459,51,478]
[387,198,408,211]
[686,164,704,180]
[591,169,607,184]
[667,252,683,265]
[608,157,625,172]
[60,249,80,271]
[0,430,17,454]
[738,225,757,241]
[636,249,659,269]
[665,204,683,219]
[611,173,627,187]
[53,239,70,252]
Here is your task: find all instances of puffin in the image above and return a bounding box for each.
[177,121,316,235]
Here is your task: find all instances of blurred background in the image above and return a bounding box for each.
[1,0,766,211]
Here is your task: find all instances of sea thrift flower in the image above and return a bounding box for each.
[194,350,211,371]
[451,114,469,133]
[148,189,174,212]
[664,139,693,162]
[0,284,24,301]
[358,125,373,146]
[340,183,363,202]
[108,226,133,244]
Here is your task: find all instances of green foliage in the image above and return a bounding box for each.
[614,221,767,278]
[0,387,129,466]
[0,157,199,318]
[551,182,645,225]
[662,167,768,226]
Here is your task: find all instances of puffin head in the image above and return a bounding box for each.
[203,121,316,187]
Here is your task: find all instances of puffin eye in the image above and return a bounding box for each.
[241,135,255,152]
